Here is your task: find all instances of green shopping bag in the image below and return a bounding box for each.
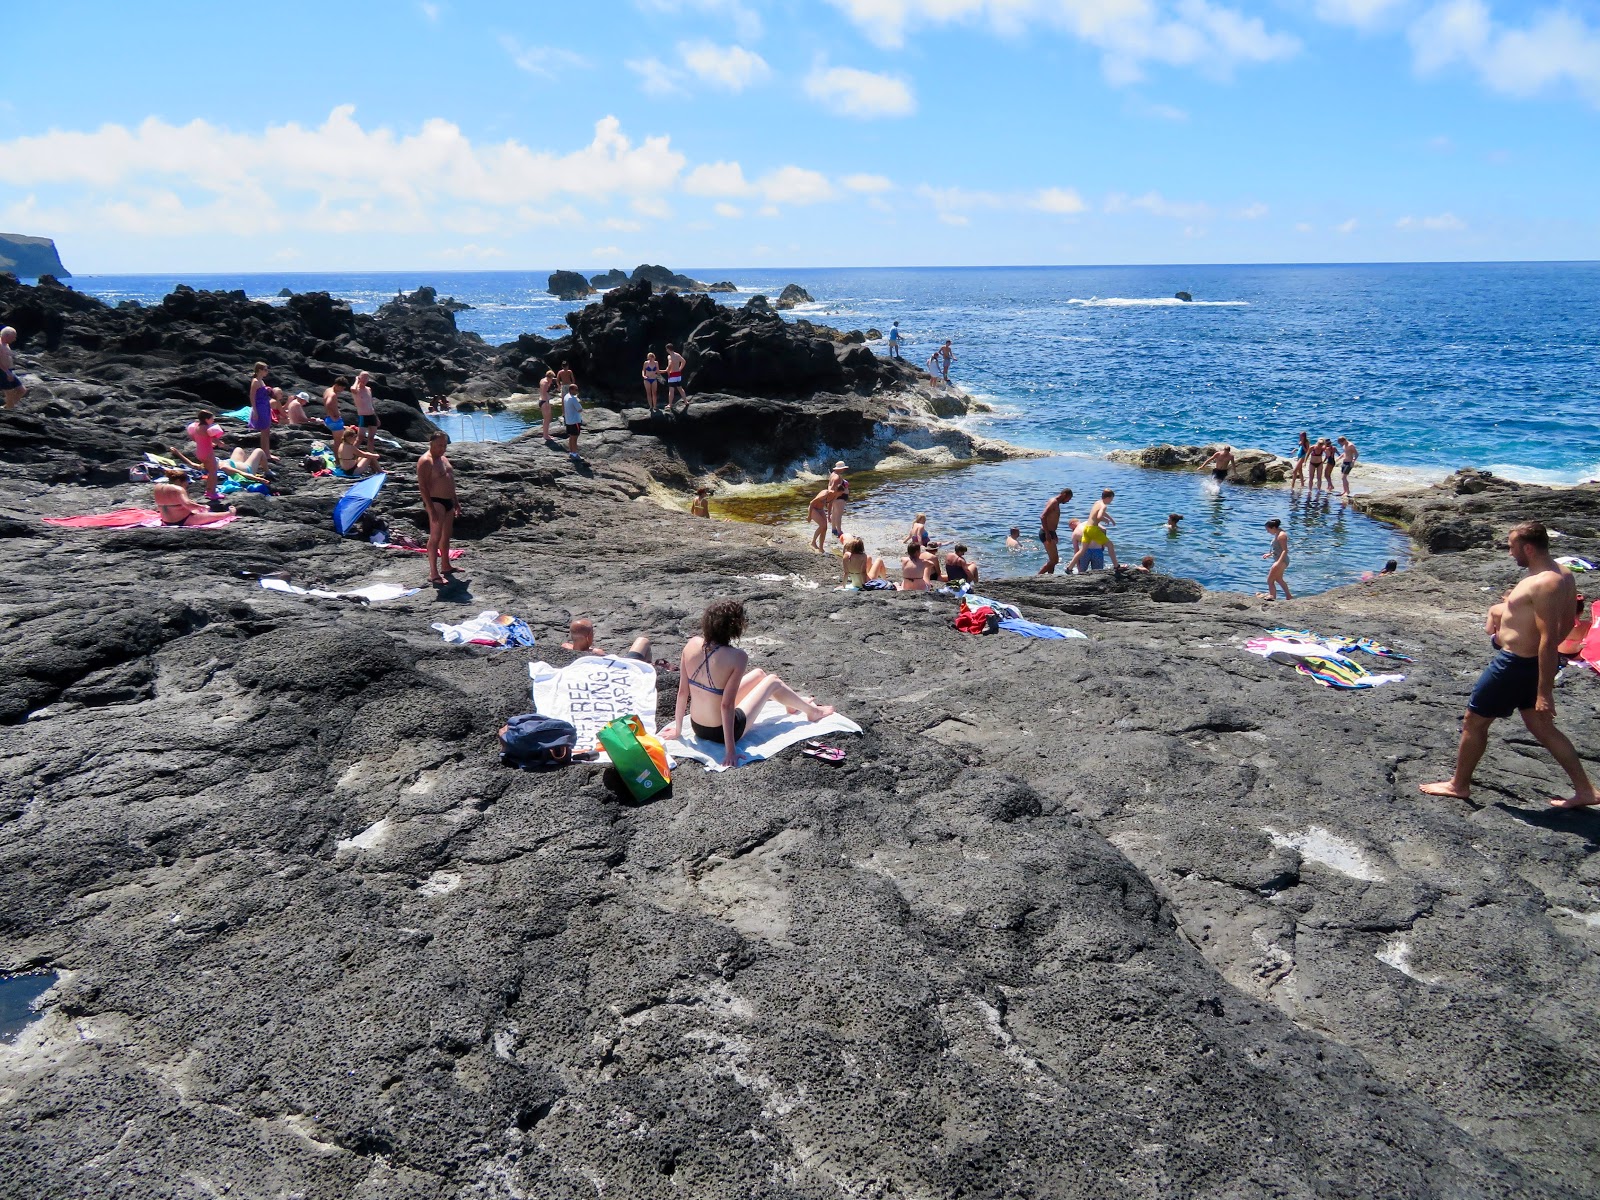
[597,714,671,801]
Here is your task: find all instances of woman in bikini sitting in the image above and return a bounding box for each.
[152,471,234,526]
[661,599,836,768]
[841,538,891,589]
[334,427,380,476]
[898,542,935,591]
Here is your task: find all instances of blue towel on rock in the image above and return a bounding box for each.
[998,617,1086,640]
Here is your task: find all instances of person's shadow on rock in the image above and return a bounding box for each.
[433,575,473,602]
[1493,800,1600,846]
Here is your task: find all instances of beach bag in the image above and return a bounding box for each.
[500,713,577,770]
[597,714,671,800]
[953,600,1000,636]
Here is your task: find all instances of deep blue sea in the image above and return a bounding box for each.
[65,263,1599,592]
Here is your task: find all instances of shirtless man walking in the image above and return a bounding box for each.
[417,430,460,586]
[1261,518,1292,600]
[1198,445,1235,484]
[0,326,26,409]
[665,345,688,413]
[1336,436,1359,499]
[322,376,351,434]
[1065,488,1120,572]
[1037,487,1073,574]
[1421,522,1596,809]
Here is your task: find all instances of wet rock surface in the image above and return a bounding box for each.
[3,292,1600,1195]
[1108,444,1294,484]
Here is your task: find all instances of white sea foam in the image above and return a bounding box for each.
[1067,297,1249,308]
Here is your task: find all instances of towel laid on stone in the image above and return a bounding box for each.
[434,611,535,648]
[1246,637,1406,690]
[259,578,419,604]
[998,617,1086,640]
[665,701,863,772]
[44,509,238,530]
[529,657,659,758]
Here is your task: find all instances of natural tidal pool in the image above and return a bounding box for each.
[0,972,58,1043]
[426,409,535,443]
[715,455,1411,596]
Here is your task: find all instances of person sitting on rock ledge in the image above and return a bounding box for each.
[841,538,891,589]
[334,428,380,477]
[285,391,313,425]
[563,618,652,663]
[661,599,835,767]
[943,544,980,585]
[153,470,235,526]
[899,542,935,591]
[1421,522,1597,810]
[691,487,711,519]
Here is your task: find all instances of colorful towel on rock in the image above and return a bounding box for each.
[1266,627,1414,663]
[44,509,238,530]
[529,657,659,759]
[665,700,863,772]
[432,611,535,648]
[1246,635,1407,690]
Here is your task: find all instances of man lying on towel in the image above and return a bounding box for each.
[660,599,834,769]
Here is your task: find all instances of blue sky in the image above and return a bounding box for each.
[3,0,1597,271]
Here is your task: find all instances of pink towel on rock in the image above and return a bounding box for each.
[44,509,238,530]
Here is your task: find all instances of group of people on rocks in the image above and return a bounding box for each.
[1289,432,1360,499]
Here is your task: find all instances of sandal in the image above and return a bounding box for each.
[802,745,846,764]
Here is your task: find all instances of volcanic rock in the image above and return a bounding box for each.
[1175,290,1193,302]
[1108,443,1293,484]
[547,271,595,301]
[630,264,706,292]
[589,268,630,290]
[705,281,738,293]
[775,283,813,309]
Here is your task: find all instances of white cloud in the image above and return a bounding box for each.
[638,0,763,42]
[1104,190,1213,220]
[420,1,441,20]
[683,160,751,196]
[758,204,781,217]
[1409,1,1600,104]
[631,195,673,219]
[627,56,685,96]
[1335,217,1359,234]
[602,217,644,232]
[1237,201,1269,219]
[758,165,836,204]
[1129,97,1190,121]
[915,184,1008,215]
[591,244,623,257]
[0,109,685,237]
[841,172,894,193]
[804,65,917,117]
[1396,211,1467,231]
[500,37,589,79]
[436,243,506,261]
[938,212,971,226]
[823,0,1298,82]
[1295,221,1314,233]
[714,202,744,218]
[1313,0,1405,30]
[1032,186,1088,215]
[679,40,770,89]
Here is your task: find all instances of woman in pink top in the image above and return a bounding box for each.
[185,409,225,499]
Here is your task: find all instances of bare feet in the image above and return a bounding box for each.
[808,702,836,721]
[1549,793,1600,810]
[1419,781,1471,799]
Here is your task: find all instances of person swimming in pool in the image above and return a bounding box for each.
[660,599,835,767]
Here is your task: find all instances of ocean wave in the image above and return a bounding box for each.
[1066,297,1249,308]
[1481,462,1600,487]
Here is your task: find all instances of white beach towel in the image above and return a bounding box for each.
[665,701,863,772]
[529,657,659,758]
[259,577,420,603]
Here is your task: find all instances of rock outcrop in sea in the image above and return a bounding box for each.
[1108,442,1293,483]
[775,282,813,309]
[3,274,1599,1198]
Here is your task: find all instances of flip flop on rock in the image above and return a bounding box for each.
[803,745,846,764]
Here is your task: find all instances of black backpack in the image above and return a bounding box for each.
[500,713,578,770]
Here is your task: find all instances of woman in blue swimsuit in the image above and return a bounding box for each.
[660,599,836,767]
[641,353,661,415]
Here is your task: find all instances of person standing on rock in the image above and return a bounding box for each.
[691,486,711,518]
[1198,445,1235,484]
[828,461,850,542]
[665,345,688,413]
[562,384,584,462]
[322,376,350,433]
[806,484,834,552]
[1065,489,1121,573]
[185,409,226,500]
[417,431,460,586]
[1290,432,1311,486]
[642,353,661,416]
[556,361,576,394]
[926,348,942,380]
[351,371,380,453]
[1306,439,1325,492]
[1337,436,1359,499]
[246,362,274,460]
[1320,438,1337,490]
[538,368,557,440]
[1037,487,1073,574]
[939,339,954,382]
[1422,523,1597,810]
[1260,518,1292,601]
[887,321,902,360]
[0,326,25,410]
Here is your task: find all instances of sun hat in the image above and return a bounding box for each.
[295,391,311,401]
[832,460,848,470]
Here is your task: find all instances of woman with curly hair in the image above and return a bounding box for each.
[661,598,835,768]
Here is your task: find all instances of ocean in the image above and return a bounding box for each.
[65,262,1597,592]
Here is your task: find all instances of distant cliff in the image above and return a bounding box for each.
[0,234,69,279]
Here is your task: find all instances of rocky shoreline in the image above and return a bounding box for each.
[3,276,1600,1197]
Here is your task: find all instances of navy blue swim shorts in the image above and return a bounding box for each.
[1467,649,1539,719]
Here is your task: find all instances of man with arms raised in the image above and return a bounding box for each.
[1037,487,1073,574]
[417,431,460,587]
[1421,522,1596,809]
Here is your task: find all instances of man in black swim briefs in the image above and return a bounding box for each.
[1421,522,1596,810]
[1198,444,1235,482]
[1037,487,1073,575]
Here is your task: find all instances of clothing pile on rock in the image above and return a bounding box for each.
[1246,627,1411,690]
[431,611,536,647]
